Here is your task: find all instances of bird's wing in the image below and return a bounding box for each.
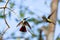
[47,19,52,22]
[48,10,56,19]
[25,21,31,29]
[16,21,23,27]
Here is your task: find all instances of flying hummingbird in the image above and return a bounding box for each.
[42,10,55,25]
[16,18,31,32]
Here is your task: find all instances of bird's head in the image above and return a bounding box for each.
[23,17,29,20]
[23,18,27,20]
[42,16,46,19]
[23,17,29,22]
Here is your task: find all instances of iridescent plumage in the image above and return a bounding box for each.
[42,10,55,25]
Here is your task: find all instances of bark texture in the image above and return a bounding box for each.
[47,0,58,40]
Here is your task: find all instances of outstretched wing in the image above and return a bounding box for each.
[16,21,23,27]
[48,10,56,19]
[25,21,31,29]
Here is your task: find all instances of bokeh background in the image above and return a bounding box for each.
[0,0,60,40]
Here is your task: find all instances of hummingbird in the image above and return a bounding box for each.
[42,10,55,25]
[16,18,31,32]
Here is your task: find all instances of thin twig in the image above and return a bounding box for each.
[2,8,10,35]
[27,29,37,37]
[0,7,4,9]
[40,26,48,35]
[2,27,9,35]
[5,0,9,7]
[3,0,10,28]
[0,0,19,35]
[7,7,17,15]
[0,0,10,36]
[7,7,20,18]
[0,0,19,19]
[4,18,10,28]
[4,8,10,28]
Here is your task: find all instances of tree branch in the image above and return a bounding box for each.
[2,0,10,35]
[5,0,9,7]
[7,7,19,18]
[47,0,58,40]
[40,26,48,35]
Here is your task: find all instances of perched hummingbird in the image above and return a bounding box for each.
[42,10,55,25]
[16,18,31,32]
[42,16,54,23]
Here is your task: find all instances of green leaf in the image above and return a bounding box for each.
[29,11,34,15]
[0,12,6,18]
[58,20,60,24]
[15,18,19,22]
[8,12,11,18]
[24,7,34,15]
[0,15,6,18]
[56,37,60,40]
[27,18,42,24]
[25,7,28,11]
[32,33,37,37]
[0,0,3,2]
[10,2,15,8]
[11,33,15,36]
[20,10,24,18]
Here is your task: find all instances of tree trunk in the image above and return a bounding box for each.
[38,29,43,40]
[47,0,58,40]
[0,36,2,40]
[0,34,3,40]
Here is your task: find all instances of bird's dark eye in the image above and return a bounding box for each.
[23,18,27,20]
